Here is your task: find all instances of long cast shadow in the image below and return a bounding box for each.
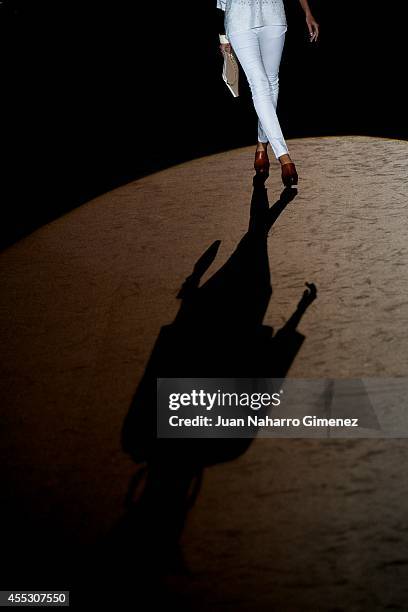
[122,177,316,462]
[87,176,317,606]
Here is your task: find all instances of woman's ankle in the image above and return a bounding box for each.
[278,153,292,166]
[256,142,268,152]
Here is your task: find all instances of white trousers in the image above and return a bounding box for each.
[228,25,288,159]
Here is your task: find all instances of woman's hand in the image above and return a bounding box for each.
[219,42,232,54]
[306,12,319,42]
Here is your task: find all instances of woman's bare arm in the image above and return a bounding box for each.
[298,0,320,41]
[217,6,231,53]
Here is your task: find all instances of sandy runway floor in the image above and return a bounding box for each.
[1,137,408,609]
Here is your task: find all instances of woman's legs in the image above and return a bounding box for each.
[229,26,288,159]
[257,25,287,147]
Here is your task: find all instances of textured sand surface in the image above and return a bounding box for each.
[1,137,408,609]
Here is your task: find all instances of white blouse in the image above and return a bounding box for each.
[217,0,287,38]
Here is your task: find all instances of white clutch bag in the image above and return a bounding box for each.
[221,49,239,97]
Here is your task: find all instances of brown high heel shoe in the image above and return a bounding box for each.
[281,161,298,188]
[254,149,270,176]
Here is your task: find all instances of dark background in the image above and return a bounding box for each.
[1,0,406,249]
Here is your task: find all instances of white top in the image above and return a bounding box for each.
[217,0,287,38]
